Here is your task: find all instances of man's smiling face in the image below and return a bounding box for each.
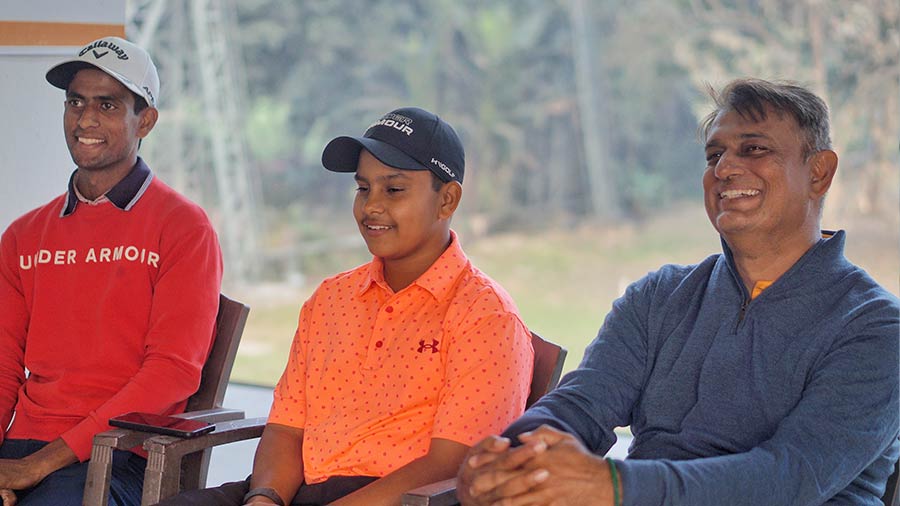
[64,68,152,175]
[702,105,818,243]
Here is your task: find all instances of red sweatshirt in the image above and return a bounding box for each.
[0,160,222,461]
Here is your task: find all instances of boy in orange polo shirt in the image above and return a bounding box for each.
[160,107,533,506]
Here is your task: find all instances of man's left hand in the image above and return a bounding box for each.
[0,458,43,490]
[463,425,618,506]
[0,439,78,490]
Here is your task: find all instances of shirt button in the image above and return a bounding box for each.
[385,306,394,313]
[375,341,384,348]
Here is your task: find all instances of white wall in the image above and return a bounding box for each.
[2,1,123,24]
[0,1,125,230]
[0,48,74,229]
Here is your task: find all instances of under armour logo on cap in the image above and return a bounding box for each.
[321,107,465,184]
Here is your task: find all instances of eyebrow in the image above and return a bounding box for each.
[705,132,772,150]
[354,172,411,183]
[65,91,125,103]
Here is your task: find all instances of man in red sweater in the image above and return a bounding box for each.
[0,37,223,506]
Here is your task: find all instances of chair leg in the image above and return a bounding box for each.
[141,448,183,506]
[83,444,114,506]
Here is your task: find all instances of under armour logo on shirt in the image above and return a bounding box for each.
[417,339,439,353]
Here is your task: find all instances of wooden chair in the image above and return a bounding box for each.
[126,331,566,505]
[82,293,250,506]
[400,331,567,506]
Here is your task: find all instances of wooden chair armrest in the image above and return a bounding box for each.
[143,416,266,457]
[140,417,268,504]
[401,477,459,506]
[84,409,248,506]
[90,407,246,453]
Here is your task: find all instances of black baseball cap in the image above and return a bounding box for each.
[322,107,465,183]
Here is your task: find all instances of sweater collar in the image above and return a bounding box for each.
[720,230,846,298]
[60,157,154,217]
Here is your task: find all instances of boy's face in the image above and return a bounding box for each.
[353,149,453,270]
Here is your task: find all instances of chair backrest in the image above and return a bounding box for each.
[186,293,250,412]
[526,332,567,408]
[883,452,900,506]
[180,293,249,491]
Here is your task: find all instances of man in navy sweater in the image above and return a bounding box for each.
[458,79,899,505]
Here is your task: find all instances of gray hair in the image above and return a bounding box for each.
[700,78,832,157]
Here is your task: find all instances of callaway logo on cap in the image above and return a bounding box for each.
[321,107,465,184]
[46,36,160,108]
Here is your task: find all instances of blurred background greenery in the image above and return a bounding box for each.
[128,0,899,385]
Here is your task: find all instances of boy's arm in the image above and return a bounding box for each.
[247,423,305,506]
[329,438,469,506]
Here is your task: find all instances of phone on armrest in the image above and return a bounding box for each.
[109,412,215,438]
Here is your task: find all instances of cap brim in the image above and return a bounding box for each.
[46,60,95,90]
[322,136,428,173]
[46,60,153,108]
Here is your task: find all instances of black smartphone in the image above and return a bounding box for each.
[109,412,215,438]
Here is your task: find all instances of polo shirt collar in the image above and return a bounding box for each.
[60,157,154,217]
[359,230,469,299]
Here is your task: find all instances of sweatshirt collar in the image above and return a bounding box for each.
[60,157,154,217]
[720,230,846,299]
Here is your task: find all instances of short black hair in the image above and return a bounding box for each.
[132,91,149,114]
[430,171,445,191]
[700,78,831,158]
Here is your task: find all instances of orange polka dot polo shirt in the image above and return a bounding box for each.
[269,231,534,484]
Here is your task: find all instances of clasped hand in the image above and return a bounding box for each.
[0,457,42,491]
[0,458,38,506]
[457,425,617,506]
[0,489,16,506]
[0,454,50,505]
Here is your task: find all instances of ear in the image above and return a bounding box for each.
[137,107,159,139]
[437,181,462,220]
[809,149,838,198]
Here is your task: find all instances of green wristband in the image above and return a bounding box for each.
[607,458,621,506]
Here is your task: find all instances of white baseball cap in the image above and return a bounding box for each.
[46,36,159,108]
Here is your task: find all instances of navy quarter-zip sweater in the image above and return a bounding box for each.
[505,231,899,505]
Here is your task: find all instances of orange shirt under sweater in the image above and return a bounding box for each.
[269,231,534,484]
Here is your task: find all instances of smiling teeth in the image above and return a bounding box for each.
[367,225,390,230]
[720,189,760,199]
[79,138,103,145]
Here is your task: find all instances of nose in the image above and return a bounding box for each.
[77,105,100,129]
[712,151,744,181]
[362,190,384,215]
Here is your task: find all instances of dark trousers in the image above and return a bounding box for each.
[0,439,146,506]
[154,475,378,506]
